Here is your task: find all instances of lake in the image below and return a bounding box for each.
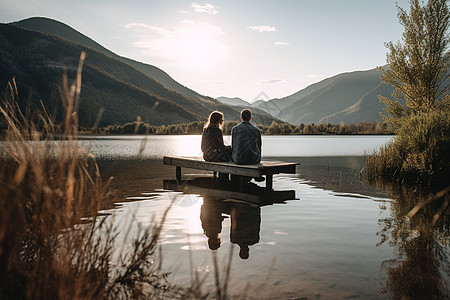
[78,135,449,299]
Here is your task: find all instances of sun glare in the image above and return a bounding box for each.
[173,135,203,157]
[174,21,229,71]
[129,21,229,73]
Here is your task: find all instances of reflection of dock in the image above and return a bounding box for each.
[164,177,298,259]
[163,177,297,205]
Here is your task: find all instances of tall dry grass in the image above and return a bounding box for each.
[0,53,175,299]
[0,52,246,300]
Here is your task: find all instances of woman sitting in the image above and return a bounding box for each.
[201,111,232,162]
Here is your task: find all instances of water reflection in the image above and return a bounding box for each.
[376,185,450,299]
[229,201,261,259]
[164,176,297,260]
[200,197,261,259]
[200,196,226,251]
[381,231,450,299]
[89,150,449,297]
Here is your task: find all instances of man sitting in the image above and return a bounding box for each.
[231,109,262,165]
[231,109,263,185]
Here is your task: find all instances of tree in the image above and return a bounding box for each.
[378,0,450,128]
[268,121,280,134]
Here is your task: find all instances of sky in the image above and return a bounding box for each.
[0,0,410,102]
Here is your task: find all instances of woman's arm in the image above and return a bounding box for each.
[211,127,226,150]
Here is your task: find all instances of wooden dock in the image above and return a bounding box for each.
[163,156,299,190]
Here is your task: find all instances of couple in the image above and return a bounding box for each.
[201,109,261,165]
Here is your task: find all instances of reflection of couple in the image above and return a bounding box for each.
[201,109,262,165]
[200,197,261,259]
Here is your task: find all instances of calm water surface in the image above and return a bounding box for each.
[80,135,449,299]
[79,135,392,159]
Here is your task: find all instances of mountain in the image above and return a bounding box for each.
[216,97,269,109]
[0,19,277,127]
[253,68,394,125]
[216,96,250,107]
[251,100,266,107]
[12,17,211,105]
[216,96,278,120]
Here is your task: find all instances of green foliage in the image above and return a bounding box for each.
[266,121,295,135]
[97,120,206,135]
[95,120,392,135]
[377,0,450,128]
[394,110,450,175]
[222,121,239,135]
[367,110,450,186]
[260,121,389,135]
[369,0,450,187]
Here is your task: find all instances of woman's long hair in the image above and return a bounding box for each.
[204,111,224,129]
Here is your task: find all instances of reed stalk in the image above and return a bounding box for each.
[0,52,173,299]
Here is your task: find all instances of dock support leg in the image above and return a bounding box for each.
[266,174,273,191]
[231,174,239,186]
[176,166,181,181]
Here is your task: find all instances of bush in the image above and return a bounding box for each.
[367,110,450,186]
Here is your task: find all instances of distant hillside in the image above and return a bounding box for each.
[216,96,250,107]
[253,68,394,125]
[217,96,269,109]
[12,17,213,105]
[0,24,200,126]
[216,96,278,120]
[0,20,277,127]
[251,100,266,107]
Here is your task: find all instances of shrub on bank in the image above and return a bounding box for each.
[367,110,450,186]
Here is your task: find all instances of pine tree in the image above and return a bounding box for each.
[378,0,450,128]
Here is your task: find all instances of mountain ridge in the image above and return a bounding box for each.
[251,68,393,125]
[11,17,211,104]
[0,23,201,126]
[0,20,277,126]
[216,96,250,107]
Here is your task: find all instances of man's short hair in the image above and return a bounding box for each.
[241,109,252,121]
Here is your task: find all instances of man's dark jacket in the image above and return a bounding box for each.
[231,121,262,164]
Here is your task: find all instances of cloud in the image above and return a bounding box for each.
[178,10,190,15]
[123,23,168,34]
[247,25,276,32]
[261,79,284,84]
[274,41,289,46]
[211,81,228,86]
[192,3,218,15]
[123,23,149,29]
